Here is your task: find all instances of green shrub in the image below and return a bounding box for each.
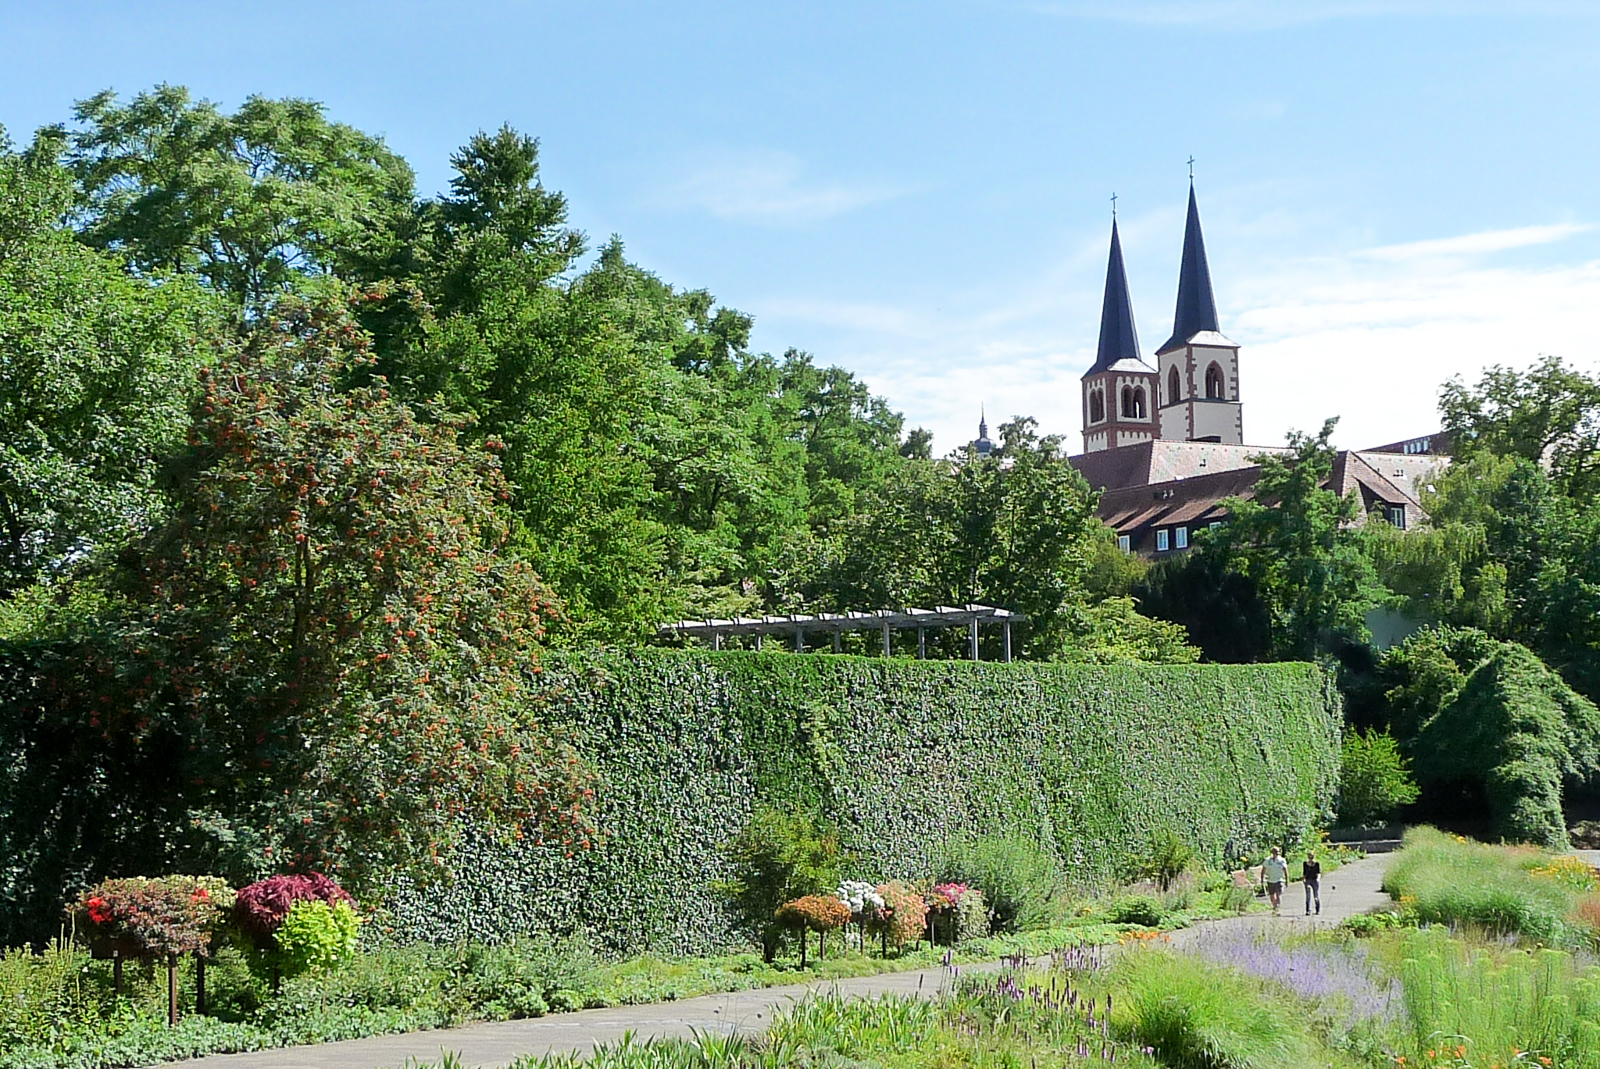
[719,808,843,962]
[1110,895,1165,928]
[1132,827,1197,891]
[1382,627,1600,847]
[1336,728,1419,827]
[940,834,1064,933]
[273,900,360,978]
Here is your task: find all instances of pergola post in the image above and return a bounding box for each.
[1003,622,1012,662]
[755,633,763,652]
[917,628,926,659]
[881,622,891,657]
[969,619,979,661]
[713,633,723,651]
[832,631,841,652]
[794,629,804,652]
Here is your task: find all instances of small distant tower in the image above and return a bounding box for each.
[1156,183,1243,445]
[1082,218,1159,453]
[972,408,995,455]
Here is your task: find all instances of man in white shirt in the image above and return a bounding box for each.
[1261,847,1289,915]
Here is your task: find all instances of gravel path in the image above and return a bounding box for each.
[164,854,1395,1069]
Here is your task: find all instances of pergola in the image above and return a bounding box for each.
[657,603,1028,662]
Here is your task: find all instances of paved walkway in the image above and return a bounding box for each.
[167,855,1394,1069]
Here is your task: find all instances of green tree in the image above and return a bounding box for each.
[720,807,844,962]
[1440,355,1600,501]
[1336,729,1419,827]
[799,418,1104,658]
[95,295,592,887]
[1203,418,1383,659]
[0,130,222,597]
[64,86,416,313]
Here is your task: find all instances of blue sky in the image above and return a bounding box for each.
[4,0,1599,452]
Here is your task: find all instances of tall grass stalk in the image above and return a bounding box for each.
[1382,826,1583,945]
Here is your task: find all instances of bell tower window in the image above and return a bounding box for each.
[1132,387,1146,419]
[1168,366,1181,405]
[1089,389,1105,423]
[1205,363,1225,399]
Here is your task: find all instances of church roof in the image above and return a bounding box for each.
[1084,220,1150,378]
[1158,185,1225,354]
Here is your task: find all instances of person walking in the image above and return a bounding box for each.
[1261,846,1289,915]
[1302,851,1322,915]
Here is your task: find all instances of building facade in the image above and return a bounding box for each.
[1069,183,1446,556]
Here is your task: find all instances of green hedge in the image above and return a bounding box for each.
[377,649,1340,953]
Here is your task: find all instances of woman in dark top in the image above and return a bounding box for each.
[1303,852,1321,915]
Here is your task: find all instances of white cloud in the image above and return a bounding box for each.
[1357,223,1589,262]
[663,150,902,225]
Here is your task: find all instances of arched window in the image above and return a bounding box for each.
[1168,366,1181,405]
[1132,387,1147,419]
[1205,363,1225,400]
[1089,389,1104,423]
[1120,386,1133,418]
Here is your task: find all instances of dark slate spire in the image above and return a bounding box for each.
[1159,183,1220,353]
[1087,219,1142,376]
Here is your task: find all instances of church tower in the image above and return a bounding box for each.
[1082,219,1158,453]
[1155,184,1243,445]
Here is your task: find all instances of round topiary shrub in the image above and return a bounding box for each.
[232,873,358,981]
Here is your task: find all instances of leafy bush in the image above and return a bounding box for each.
[1131,827,1196,891]
[720,808,843,962]
[232,874,356,981]
[1382,627,1600,847]
[1110,895,1165,928]
[274,900,360,977]
[68,876,234,957]
[866,882,927,948]
[940,834,1063,933]
[1336,728,1419,827]
[774,896,850,933]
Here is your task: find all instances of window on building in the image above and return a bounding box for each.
[1205,363,1225,400]
[1386,505,1406,529]
[1117,534,1131,552]
[1168,366,1180,404]
[1175,526,1188,549]
[1089,389,1104,423]
[1156,529,1170,552]
[1132,387,1147,419]
[1209,521,1222,533]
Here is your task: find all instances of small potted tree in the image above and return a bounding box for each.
[232,873,360,989]
[70,876,235,1024]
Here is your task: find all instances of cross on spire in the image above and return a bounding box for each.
[1187,156,1195,182]
[1110,191,1117,219]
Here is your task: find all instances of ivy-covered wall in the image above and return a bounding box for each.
[379,649,1341,953]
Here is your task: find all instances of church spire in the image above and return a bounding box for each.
[1159,183,1220,354]
[1086,218,1142,376]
